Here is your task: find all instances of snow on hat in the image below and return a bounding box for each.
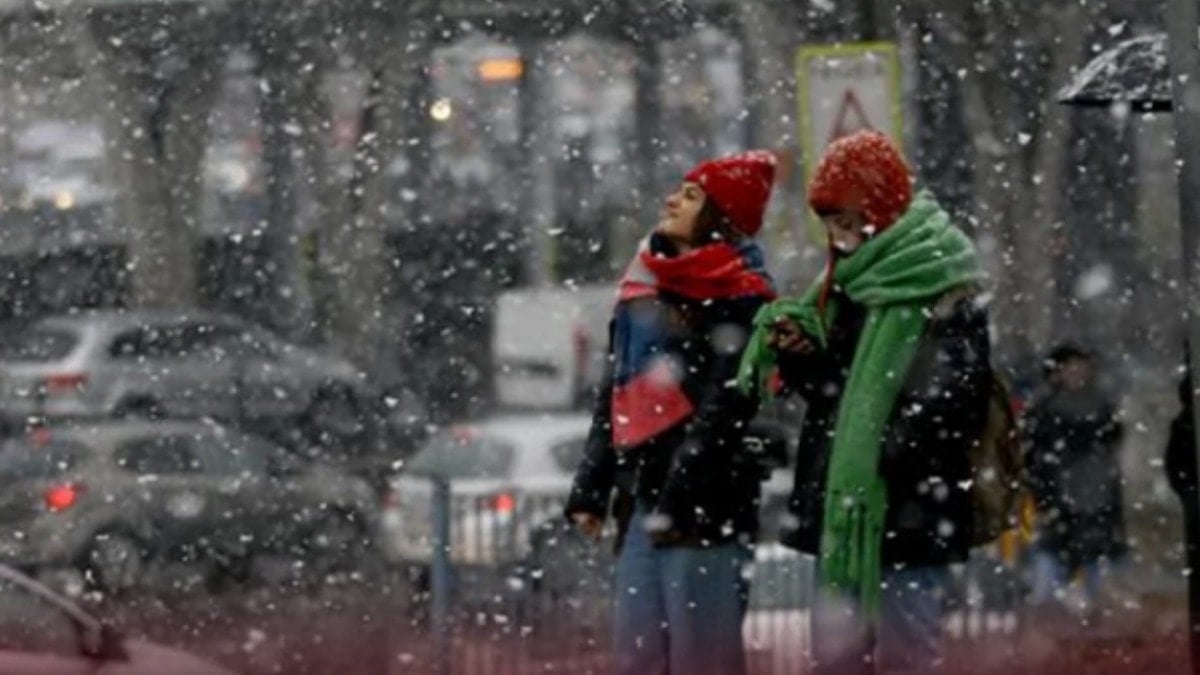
[684,150,777,237]
[807,130,913,231]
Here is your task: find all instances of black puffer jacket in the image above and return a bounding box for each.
[1167,373,1199,505]
[778,290,992,566]
[1025,384,1126,566]
[564,291,767,549]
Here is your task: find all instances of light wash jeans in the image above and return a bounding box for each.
[612,507,753,675]
[1028,547,1104,606]
[811,565,951,675]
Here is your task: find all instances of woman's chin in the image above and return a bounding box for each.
[655,224,686,240]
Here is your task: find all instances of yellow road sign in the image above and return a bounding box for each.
[796,42,903,243]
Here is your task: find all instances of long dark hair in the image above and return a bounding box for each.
[691,198,743,247]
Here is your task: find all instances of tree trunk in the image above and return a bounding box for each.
[87,9,225,309]
[257,54,314,340]
[322,14,433,383]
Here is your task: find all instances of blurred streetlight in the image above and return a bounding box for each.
[430,98,454,122]
[54,191,75,210]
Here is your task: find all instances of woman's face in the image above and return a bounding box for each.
[822,210,869,255]
[1058,357,1094,391]
[657,181,707,246]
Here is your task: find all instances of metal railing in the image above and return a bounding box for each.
[390,477,1020,675]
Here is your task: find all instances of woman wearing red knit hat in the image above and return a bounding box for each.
[566,150,778,675]
[738,130,994,674]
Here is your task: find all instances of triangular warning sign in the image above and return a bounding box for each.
[828,89,874,142]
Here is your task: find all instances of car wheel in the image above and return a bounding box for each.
[305,389,365,448]
[246,553,307,592]
[83,533,144,594]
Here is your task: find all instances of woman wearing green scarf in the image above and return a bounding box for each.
[739,132,993,674]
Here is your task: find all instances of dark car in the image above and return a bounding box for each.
[0,420,382,594]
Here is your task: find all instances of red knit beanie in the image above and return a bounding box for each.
[807,131,912,231]
[684,150,777,237]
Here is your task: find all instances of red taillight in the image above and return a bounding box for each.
[383,490,400,509]
[44,373,87,395]
[44,483,82,512]
[450,426,477,444]
[492,492,516,515]
[28,427,52,447]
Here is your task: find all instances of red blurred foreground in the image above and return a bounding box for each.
[95,587,1189,675]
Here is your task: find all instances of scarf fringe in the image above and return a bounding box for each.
[820,484,887,616]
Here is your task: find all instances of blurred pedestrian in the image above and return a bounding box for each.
[1166,351,1200,667]
[565,150,778,675]
[738,130,991,674]
[1023,343,1126,613]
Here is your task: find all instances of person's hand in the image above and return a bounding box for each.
[767,317,814,355]
[571,512,604,542]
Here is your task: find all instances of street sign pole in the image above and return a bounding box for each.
[1165,1,1200,671]
[430,477,452,675]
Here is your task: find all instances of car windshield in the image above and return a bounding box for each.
[0,327,77,361]
[0,440,84,486]
[407,432,515,480]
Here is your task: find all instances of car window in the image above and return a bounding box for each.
[0,327,78,361]
[113,436,202,475]
[549,436,588,473]
[192,433,271,476]
[0,440,85,487]
[408,432,515,480]
[109,323,192,360]
[205,325,276,359]
[0,578,82,656]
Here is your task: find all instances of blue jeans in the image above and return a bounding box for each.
[811,565,951,675]
[612,507,753,675]
[1028,547,1103,606]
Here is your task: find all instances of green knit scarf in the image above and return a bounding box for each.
[737,190,979,615]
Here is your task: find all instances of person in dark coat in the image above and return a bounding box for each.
[738,131,992,674]
[1023,343,1126,609]
[565,150,778,675]
[1167,370,1199,508]
[1166,357,1200,667]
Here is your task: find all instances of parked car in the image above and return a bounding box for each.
[381,413,591,568]
[0,564,235,674]
[0,420,381,594]
[0,310,410,451]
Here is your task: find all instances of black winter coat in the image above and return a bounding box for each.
[778,291,992,567]
[1167,374,1199,505]
[1165,371,1200,636]
[564,291,767,550]
[1025,385,1126,566]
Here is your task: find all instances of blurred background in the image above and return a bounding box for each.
[0,0,1188,673]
